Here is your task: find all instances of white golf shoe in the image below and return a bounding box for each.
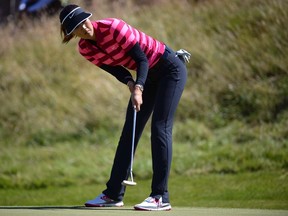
[85,193,124,207]
[134,197,172,211]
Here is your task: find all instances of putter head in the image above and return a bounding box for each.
[122,180,137,186]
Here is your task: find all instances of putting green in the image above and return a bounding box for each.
[0,206,287,216]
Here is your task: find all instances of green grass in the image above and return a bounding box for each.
[0,133,287,189]
[0,0,288,210]
[0,172,287,210]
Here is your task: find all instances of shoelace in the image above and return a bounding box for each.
[146,197,162,207]
[101,195,114,202]
[175,49,191,63]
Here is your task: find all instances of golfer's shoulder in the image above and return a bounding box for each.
[97,18,125,28]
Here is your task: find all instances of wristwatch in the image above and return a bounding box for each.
[135,84,144,92]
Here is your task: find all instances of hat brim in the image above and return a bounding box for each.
[64,12,92,35]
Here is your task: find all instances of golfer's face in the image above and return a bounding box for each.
[73,19,94,39]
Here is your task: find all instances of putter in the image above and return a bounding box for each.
[122,108,137,186]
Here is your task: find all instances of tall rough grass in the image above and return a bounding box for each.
[0,0,287,188]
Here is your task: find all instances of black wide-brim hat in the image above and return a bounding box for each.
[60,6,92,35]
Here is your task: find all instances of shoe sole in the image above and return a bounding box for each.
[85,202,124,207]
[134,205,172,211]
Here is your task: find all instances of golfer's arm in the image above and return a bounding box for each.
[127,42,148,87]
[99,65,134,85]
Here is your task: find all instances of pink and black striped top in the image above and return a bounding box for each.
[78,18,165,69]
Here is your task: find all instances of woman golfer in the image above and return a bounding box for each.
[59,4,190,211]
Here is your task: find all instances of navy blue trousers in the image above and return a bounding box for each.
[103,46,187,203]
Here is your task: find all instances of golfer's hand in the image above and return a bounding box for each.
[132,88,143,112]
